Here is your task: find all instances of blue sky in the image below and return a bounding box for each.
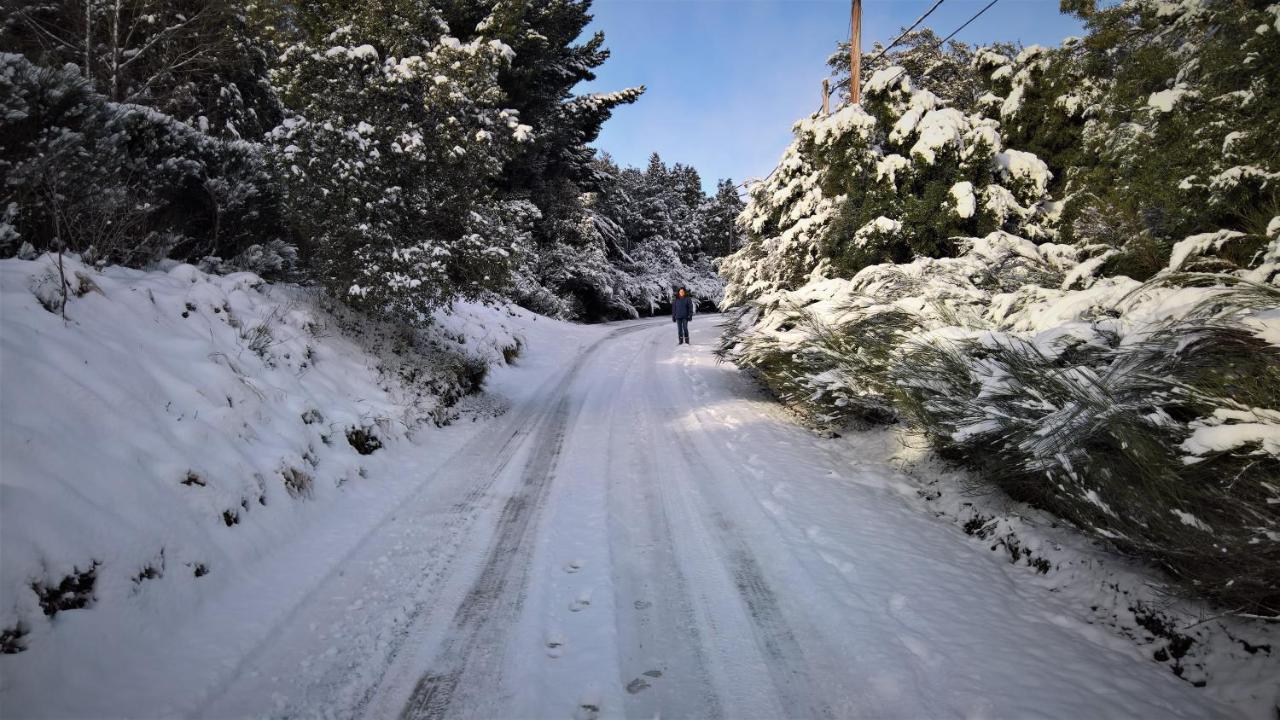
[576,0,1083,191]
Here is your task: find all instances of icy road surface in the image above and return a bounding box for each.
[11,319,1233,719]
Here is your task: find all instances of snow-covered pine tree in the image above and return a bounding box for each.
[605,153,728,311]
[704,179,747,258]
[0,52,283,266]
[827,29,1017,113]
[268,4,528,320]
[721,65,1055,307]
[972,0,1279,280]
[426,1,645,318]
[3,0,282,140]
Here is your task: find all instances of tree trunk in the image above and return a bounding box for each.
[110,0,121,101]
[84,1,92,81]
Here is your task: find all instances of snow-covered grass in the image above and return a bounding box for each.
[0,254,553,658]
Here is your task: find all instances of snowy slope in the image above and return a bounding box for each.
[0,254,597,674]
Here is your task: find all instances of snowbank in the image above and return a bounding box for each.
[0,255,581,659]
[719,229,1280,700]
[860,427,1280,718]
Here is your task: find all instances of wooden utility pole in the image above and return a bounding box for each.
[850,0,862,105]
[822,78,830,115]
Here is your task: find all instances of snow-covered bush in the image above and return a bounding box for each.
[720,13,1280,612]
[716,298,916,425]
[270,18,527,321]
[723,232,1074,424]
[728,224,1279,612]
[894,275,1280,612]
[0,53,284,266]
[199,240,300,281]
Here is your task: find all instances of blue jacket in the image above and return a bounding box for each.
[672,295,695,321]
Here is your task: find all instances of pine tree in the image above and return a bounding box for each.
[2,0,282,139]
[704,179,746,258]
[0,51,283,265]
[827,29,1014,113]
[425,0,644,316]
[268,2,527,319]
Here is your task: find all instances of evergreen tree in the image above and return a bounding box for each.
[424,0,644,315]
[828,29,1015,113]
[268,2,528,319]
[704,179,746,258]
[2,0,282,139]
[0,51,283,266]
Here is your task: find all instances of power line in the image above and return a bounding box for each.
[935,0,1000,48]
[880,0,1001,91]
[832,0,945,107]
[864,0,948,68]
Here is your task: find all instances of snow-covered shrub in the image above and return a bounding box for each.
[0,53,284,266]
[723,232,1073,421]
[717,297,916,425]
[200,239,300,281]
[270,20,525,321]
[728,233,1279,612]
[894,276,1280,612]
[721,69,1056,309]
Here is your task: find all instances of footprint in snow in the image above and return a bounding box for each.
[574,696,601,720]
[545,631,566,658]
[633,599,652,610]
[569,591,592,612]
[625,678,650,694]
[888,593,924,630]
[564,559,583,574]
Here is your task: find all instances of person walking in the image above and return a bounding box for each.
[672,287,694,345]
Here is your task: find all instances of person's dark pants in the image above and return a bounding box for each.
[676,318,689,343]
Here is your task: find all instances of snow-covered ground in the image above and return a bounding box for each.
[1,258,1274,718]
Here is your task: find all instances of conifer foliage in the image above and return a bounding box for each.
[267,3,527,316]
[1,1,285,268]
[721,0,1280,613]
[1,0,733,321]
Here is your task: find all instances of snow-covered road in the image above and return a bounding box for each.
[7,318,1235,718]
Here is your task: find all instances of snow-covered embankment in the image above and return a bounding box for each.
[0,254,583,664]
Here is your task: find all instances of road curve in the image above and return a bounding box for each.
[204,318,1230,720]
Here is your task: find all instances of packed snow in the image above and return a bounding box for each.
[2,257,1276,718]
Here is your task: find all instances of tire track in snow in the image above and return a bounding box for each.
[197,324,654,719]
[398,323,657,720]
[644,332,835,720]
[197,382,544,719]
[604,326,725,719]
